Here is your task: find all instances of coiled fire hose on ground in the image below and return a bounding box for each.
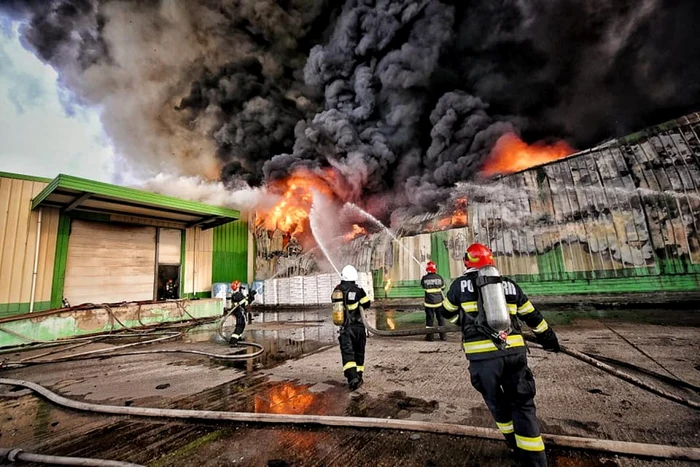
[0,305,264,369]
[0,378,698,461]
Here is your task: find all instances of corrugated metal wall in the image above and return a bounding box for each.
[0,176,60,316]
[183,226,213,296]
[212,219,248,284]
[253,113,700,296]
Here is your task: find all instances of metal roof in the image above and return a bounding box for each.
[31,174,239,230]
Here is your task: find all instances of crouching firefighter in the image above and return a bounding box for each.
[442,243,560,467]
[227,280,256,346]
[332,265,371,391]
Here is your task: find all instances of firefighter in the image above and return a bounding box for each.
[442,243,560,467]
[163,278,177,300]
[421,261,447,341]
[227,280,256,346]
[331,265,371,391]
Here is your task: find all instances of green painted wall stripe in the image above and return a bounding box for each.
[0,171,53,183]
[50,214,71,309]
[183,292,212,299]
[381,273,700,298]
[32,174,240,218]
[0,301,52,318]
[212,220,248,283]
[180,229,186,297]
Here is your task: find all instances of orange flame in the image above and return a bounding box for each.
[256,170,335,236]
[384,278,392,292]
[254,382,318,415]
[437,197,468,230]
[481,132,575,177]
[344,224,368,241]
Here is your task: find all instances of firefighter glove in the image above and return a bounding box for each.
[247,289,257,304]
[536,329,560,353]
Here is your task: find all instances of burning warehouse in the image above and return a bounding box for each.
[1,1,700,466]
[254,112,700,302]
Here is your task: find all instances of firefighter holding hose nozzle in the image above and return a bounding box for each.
[332,265,371,391]
[227,280,256,346]
[442,243,560,467]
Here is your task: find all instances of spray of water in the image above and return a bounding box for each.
[453,181,700,204]
[309,192,341,277]
[343,202,423,268]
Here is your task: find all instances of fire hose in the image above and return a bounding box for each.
[0,377,698,461]
[360,311,700,410]
[0,448,143,467]
[0,305,264,369]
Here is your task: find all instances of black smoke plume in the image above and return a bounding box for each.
[3,0,700,220]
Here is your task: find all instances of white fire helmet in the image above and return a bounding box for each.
[341,265,358,282]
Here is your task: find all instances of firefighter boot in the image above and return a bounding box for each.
[345,367,361,391]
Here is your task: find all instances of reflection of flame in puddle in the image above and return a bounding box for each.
[386,318,396,330]
[254,382,320,415]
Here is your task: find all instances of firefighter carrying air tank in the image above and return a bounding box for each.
[443,243,560,467]
[332,265,372,391]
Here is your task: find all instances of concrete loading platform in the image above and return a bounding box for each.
[1,308,698,466]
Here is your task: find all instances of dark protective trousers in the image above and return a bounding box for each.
[468,353,547,467]
[425,305,446,340]
[223,306,246,339]
[339,323,366,382]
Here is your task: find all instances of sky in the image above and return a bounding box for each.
[0,20,117,183]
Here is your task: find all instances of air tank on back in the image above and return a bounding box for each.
[477,266,511,333]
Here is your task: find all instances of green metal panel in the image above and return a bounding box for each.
[50,214,71,309]
[180,229,186,297]
[0,171,53,183]
[430,231,452,279]
[31,174,240,219]
[212,220,248,283]
[0,301,52,318]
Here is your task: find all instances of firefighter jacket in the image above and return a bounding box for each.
[442,270,554,361]
[332,280,371,326]
[231,290,248,310]
[420,272,445,308]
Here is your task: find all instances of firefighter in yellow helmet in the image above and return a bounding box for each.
[442,243,560,467]
[331,265,371,391]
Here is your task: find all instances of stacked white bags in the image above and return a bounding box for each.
[303,275,319,305]
[288,276,305,305]
[315,273,337,304]
[263,278,278,306]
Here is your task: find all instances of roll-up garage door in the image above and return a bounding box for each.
[63,220,157,305]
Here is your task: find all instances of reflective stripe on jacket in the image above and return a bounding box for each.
[442,271,550,361]
[421,273,445,308]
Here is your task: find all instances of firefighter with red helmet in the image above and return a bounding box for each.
[442,243,560,467]
[227,280,256,346]
[420,261,446,341]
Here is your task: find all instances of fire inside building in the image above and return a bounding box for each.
[254,113,700,303]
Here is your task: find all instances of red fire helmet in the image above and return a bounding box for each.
[426,261,437,274]
[231,280,241,291]
[464,243,495,269]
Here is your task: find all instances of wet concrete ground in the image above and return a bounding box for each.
[0,307,699,466]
